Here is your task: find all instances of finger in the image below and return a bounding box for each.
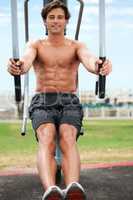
[9,68,21,75]
[8,64,21,75]
[8,64,20,70]
[103,59,110,67]
[9,58,16,65]
[100,66,111,75]
[96,59,103,65]
[16,60,23,66]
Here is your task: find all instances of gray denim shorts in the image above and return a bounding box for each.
[29,92,84,139]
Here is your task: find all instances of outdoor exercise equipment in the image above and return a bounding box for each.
[10,0,21,105]
[95,0,106,98]
[10,0,106,185]
[19,0,84,184]
[21,0,30,136]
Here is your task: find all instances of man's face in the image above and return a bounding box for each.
[45,8,67,34]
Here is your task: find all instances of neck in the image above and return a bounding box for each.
[47,33,65,45]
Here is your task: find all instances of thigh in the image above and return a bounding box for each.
[60,104,83,137]
[29,93,59,141]
[30,109,56,131]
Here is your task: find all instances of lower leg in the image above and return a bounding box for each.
[36,124,57,190]
[37,142,57,190]
[61,144,80,185]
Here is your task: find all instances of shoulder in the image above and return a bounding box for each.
[76,41,87,50]
[25,39,43,49]
[67,39,87,50]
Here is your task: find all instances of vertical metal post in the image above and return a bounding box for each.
[75,0,84,41]
[99,0,106,57]
[95,0,106,98]
[10,0,21,103]
[75,0,84,97]
[21,0,30,135]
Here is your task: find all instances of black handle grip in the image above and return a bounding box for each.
[21,132,26,136]
[98,57,106,98]
[95,80,98,96]
[14,58,21,102]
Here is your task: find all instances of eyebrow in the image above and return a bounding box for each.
[48,14,64,17]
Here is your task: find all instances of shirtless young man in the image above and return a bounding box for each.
[8,1,112,199]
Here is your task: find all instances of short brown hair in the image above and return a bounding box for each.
[41,0,71,20]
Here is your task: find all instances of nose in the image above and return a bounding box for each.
[53,17,58,23]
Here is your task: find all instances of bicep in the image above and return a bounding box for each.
[23,42,37,63]
[77,43,92,66]
[77,43,97,74]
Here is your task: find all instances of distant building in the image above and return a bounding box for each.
[0,94,18,119]
[0,89,133,119]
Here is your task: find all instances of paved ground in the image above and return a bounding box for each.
[0,166,133,200]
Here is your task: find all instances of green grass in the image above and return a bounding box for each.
[78,120,133,150]
[0,122,37,154]
[0,120,133,168]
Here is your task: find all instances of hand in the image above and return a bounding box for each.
[95,59,112,76]
[7,58,24,76]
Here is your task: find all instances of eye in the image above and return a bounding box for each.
[58,15,64,19]
[49,15,55,20]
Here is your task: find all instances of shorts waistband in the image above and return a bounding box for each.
[34,92,77,97]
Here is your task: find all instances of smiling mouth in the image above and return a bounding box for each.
[52,25,60,28]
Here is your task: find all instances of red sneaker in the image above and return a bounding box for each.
[65,182,86,200]
[42,186,64,200]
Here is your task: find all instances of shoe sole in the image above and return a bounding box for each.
[65,185,86,200]
[45,190,63,200]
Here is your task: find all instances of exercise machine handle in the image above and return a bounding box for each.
[95,57,106,98]
[14,59,22,102]
[95,0,106,99]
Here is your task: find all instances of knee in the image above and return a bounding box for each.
[37,124,56,152]
[59,124,77,152]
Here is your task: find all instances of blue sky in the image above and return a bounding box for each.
[0,0,133,95]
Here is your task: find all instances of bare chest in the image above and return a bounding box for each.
[36,43,78,67]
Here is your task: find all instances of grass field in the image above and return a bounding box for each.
[0,120,133,170]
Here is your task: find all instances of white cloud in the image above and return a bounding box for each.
[68,23,98,33]
[109,7,133,17]
[102,17,133,32]
[85,0,113,5]
[0,4,23,27]
[0,13,10,25]
[126,23,133,30]
[83,6,98,16]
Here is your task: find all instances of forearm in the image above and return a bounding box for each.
[86,55,98,75]
[20,55,33,74]
[19,41,37,74]
[8,41,37,76]
[77,42,99,75]
[81,53,98,75]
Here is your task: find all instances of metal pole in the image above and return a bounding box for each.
[95,0,106,98]
[75,0,84,40]
[10,0,21,103]
[21,0,30,136]
[75,0,84,97]
[99,0,106,57]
